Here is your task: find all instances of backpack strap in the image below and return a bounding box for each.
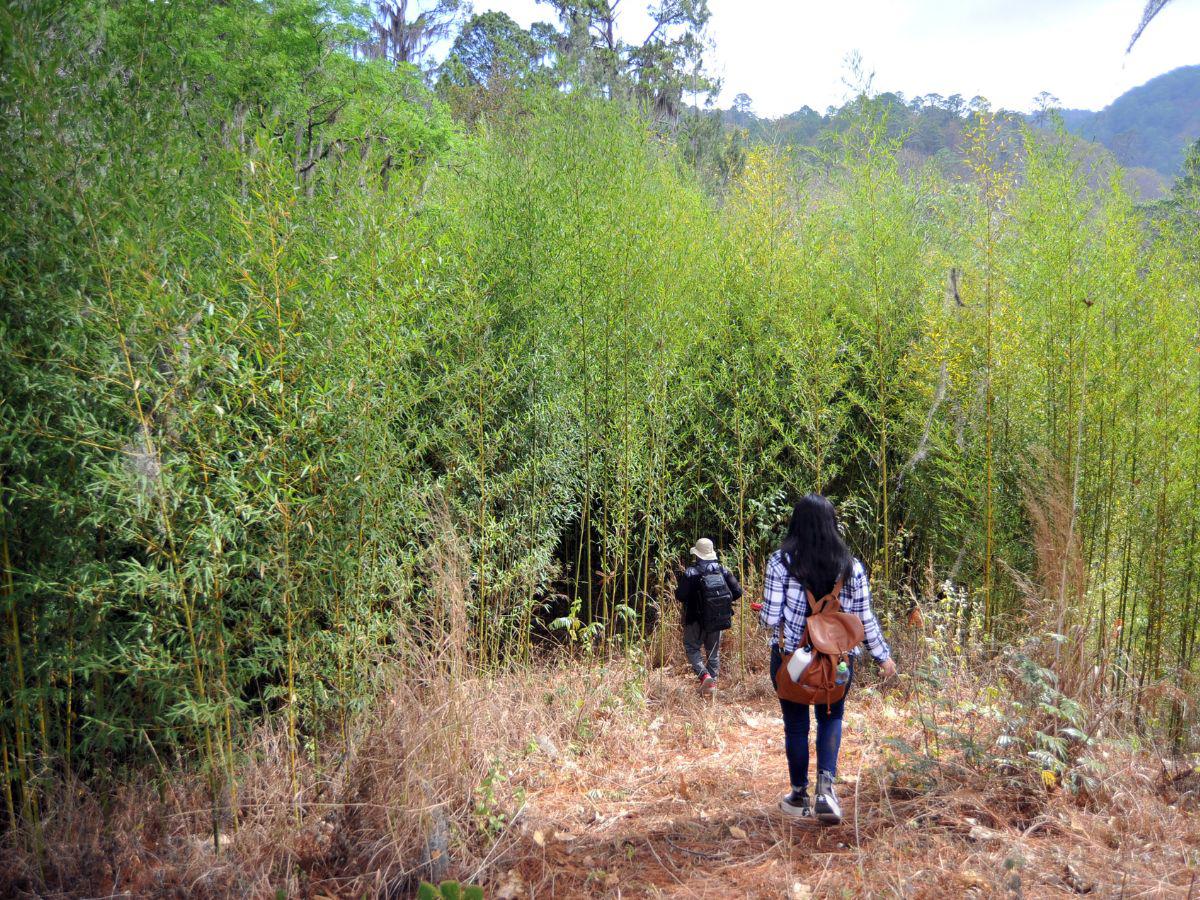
[809,577,846,616]
[778,568,845,653]
[778,563,851,651]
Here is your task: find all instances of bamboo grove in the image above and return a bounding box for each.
[3,0,1199,838]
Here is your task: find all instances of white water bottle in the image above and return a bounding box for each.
[787,645,813,682]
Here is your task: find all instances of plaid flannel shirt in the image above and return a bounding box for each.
[759,550,891,662]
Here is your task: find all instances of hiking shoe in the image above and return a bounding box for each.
[779,788,812,818]
[814,770,842,825]
[699,673,715,695]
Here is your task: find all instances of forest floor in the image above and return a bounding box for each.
[478,658,1200,899]
[6,648,1199,898]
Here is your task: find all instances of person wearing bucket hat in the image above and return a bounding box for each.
[675,538,743,695]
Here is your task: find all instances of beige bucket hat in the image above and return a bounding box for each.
[690,537,718,561]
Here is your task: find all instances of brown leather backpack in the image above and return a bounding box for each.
[775,576,864,707]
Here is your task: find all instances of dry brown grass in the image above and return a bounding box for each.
[0,650,642,898]
[2,628,1197,898]
[484,654,1199,899]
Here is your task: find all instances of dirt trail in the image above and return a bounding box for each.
[484,664,1199,899]
[486,666,922,898]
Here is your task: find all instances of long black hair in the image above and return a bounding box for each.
[779,493,852,597]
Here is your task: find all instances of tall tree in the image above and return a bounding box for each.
[440,11,552,88]
[536,0,717,118]
[364,0,466,67]
[627,0,717,118]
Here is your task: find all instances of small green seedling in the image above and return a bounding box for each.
[416,880,484,900]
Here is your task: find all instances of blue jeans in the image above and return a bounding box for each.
[770,645,854,788]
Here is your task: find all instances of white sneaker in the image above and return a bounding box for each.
[814,771,841,824]
[779,788,812,818]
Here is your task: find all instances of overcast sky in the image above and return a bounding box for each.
[455,0,1200,116]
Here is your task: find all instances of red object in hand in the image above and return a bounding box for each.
[750,602,763,612]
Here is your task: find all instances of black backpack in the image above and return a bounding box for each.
[697,562,734,631]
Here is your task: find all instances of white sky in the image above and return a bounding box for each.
[451,0,1200,116]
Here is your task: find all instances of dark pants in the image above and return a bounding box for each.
[682,620,721,679]
[770,645,854,788]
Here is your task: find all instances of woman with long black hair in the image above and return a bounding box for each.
[757,494,896,823]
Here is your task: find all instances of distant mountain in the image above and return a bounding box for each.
[721,66,1199,200]
[1057,65,1200,179]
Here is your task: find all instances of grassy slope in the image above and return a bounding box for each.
[5,634,1197,898]
[495,657,1198,898]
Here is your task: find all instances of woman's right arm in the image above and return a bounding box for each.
[850,561,897,676]
[849,561,891,661]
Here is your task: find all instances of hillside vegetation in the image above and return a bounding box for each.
[726,66,1200,199]
[1060,65,1200,178]
[2,1,1199,896]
